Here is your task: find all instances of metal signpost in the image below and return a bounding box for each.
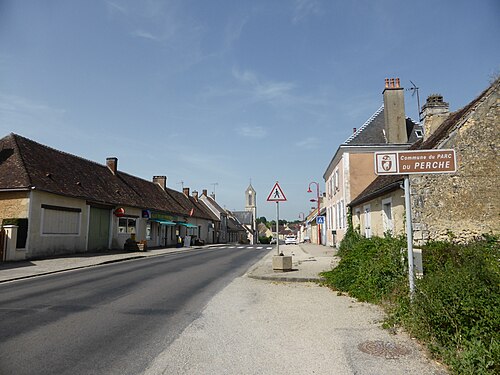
[375,149,457,299]
[267,182,287,255]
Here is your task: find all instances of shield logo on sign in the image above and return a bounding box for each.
[382,155,392,171]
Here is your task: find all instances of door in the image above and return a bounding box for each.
[88,207,110,251]
[363,205,371,238]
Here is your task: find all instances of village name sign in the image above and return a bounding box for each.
[375,149,457,175]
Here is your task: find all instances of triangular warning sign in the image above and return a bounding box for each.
[267,182,287,202]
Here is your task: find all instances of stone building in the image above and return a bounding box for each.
[350,78,500,243]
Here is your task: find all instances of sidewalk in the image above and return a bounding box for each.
[246,242,339,282]
[0,242,339,284]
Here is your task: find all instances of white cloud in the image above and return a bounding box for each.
[232,68,296,103]
[105,0,128,15]
[296,136,320,149]
[237,126,267,138]
[130,29,162,41]
[292,0,322,24]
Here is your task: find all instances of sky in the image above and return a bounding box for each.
[1,0,499,221]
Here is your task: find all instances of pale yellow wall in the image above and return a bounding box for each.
[352,189,406,238]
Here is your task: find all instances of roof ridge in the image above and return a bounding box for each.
[344,105,384,144]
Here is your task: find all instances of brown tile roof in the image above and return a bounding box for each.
[349,78,499,207]
[0,133,211,220]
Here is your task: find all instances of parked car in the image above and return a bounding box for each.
[270,237,277,244]
[284,235,298,245]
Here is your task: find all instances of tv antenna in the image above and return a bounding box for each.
[210,182,219,195]
[177,181,184,189]
[407,80,421,121]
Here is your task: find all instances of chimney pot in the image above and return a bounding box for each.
[385,78,389,88]
[396,78,400,88]
[183,187,190,196]
[202,189,208,196]
[153,176,167,191]
[353,127,357,134]
[192,190,198,201]
[106,157,118,175]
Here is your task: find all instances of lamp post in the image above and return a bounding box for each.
[307,182,321,245]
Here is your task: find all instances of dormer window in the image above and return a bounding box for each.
[415,129,423,138]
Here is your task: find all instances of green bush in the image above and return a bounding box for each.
[397,236,500,374]
[259,236,271,244]
[321,235,407,303]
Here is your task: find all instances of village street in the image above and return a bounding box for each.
[0,244,447,375]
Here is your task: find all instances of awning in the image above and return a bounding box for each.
[176,222,198,228]
[149,219,176,226]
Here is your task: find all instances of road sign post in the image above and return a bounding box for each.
[267,182,287,256]
[374,149,457,300]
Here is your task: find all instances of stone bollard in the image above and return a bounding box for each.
[272,255,292,272]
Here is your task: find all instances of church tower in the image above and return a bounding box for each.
[245,183,257,242]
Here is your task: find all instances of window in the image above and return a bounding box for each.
[41,205,81,235]
[334,170,339,192]
[118,218,136,234]
[382,198,393,234]
[146,222,152,240]
[415,129,423,138]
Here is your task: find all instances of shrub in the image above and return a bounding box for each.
[393,236,500,374]
[259,236,271,244]
[321,235,407,303]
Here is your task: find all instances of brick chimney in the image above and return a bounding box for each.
[421,94,450,141]
[192,190,198,201]
[153,176,167,191]
[106,157,118,175]
[202,189,208,196]
[183,187,190,197]
[383,78,407,143]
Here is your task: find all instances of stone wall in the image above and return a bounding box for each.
[412,83,499,243]
[0,192,29,221]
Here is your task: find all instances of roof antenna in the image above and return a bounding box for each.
[177,181,184,190]
[210,182,219,195]
[407,80,421,121]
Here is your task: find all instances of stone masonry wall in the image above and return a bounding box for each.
[412,84,499,243]
[0,192,29,221]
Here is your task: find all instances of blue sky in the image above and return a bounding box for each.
[1,0,499,220]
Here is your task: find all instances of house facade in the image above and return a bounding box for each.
[350,78,500,243]
[323,78,422,247]
[0,134,217,260]
[198,189,228,244]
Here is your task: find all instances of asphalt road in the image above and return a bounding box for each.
[0,245,267,375]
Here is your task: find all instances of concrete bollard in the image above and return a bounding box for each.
[272,255,292,272]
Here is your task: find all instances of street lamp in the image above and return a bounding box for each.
[307,182,321,245]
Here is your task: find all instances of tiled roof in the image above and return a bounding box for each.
[345,106,421,145]
[0,133,211,220]
[349,78,499,207]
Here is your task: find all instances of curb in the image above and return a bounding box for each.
[247,274,324,283]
